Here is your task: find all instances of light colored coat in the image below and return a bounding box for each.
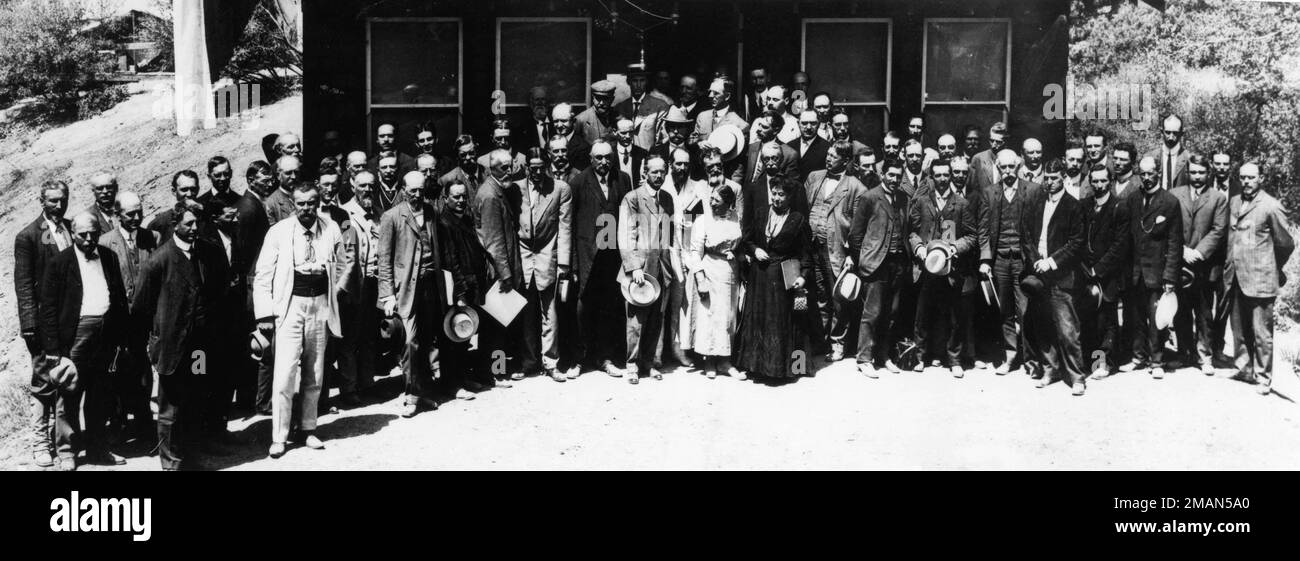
[1224,191,1295,298]
[517,176,573,290]
[254,216,345,337]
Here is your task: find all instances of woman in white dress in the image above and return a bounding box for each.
[685,183,744,378]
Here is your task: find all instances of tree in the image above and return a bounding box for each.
[0,0,109,116]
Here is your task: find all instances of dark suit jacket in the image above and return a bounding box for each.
[1210,175,1241,199]
[1082,194,1132,301]
[1020,191,1086,290]
[649,142,702,180]
[475,175,524,290]
[147,208,178,244]
[234,191,270,278]
[732,141,797,186]
[908,189,979,280]
[514,118,554,154]
[99,226,159,305]
[263,188,297,225]
[970,149,999,191]
[1128,188,1184,288]
[197,189,242,221]
[1170,185,1229,283]
[367,151,417,177]
[570,168,632,292]
[131,238,228,376]
[980,179,1043,264]
[786,136,830,184]
[847,185,909,277]
[15,215,72,335]
[1142,147,1191,190]
[39,247,129,355]
[953,184,990,266]
[560,132,593,172]
[85,204,116,234]
[614,145,646,189]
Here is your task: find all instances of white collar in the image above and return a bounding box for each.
[1046,189,1065,203]
[1094,192,1111,207]
[173,234,192,254]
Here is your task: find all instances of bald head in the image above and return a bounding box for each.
[346,151,368,169]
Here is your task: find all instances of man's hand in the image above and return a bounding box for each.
[382,299,397,318]
[498,280,512,293]
[257,319,274,336]
[754,248,771,263]
[792,276,805,290]
[456,298,468,308]
[1034,259,1050,273]
[1164,282,1176,294]
[843,256,854,270]
[294,262,325,275]
[979,263,993,278]
[632,269,647,285]
[915,246,926,260]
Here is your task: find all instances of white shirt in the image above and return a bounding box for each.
[596,172,611,199]
[820,174,841,200]
[1064,174,1082,199]
[292,219,329,266]
[935,188,951,212]
[618,145,635,181]
[46,216,70,251]
[173,235,193,260]
[75,247,111,317]
[1039,190,1065,268]
[679,101,696,115]
[1094,191,1111,211]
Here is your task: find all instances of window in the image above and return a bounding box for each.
[496,18,591,108]
[367,18,462,153]
[922,19,1011,135]
[801,19,892,144]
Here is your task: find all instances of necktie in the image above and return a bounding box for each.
[1004,185,1015,203]
[303,229,315,264]
[633,99,641,114]
[1164,153,1172,190]
[622,150,629,166]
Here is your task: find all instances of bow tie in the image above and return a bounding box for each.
[826,174,843,181]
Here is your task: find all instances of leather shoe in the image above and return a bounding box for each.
[398,397,419,418]
[626,371,640,385]
[1256,383,1271,395]
[1151,367,1164,380]
[268,442,286,458]
[858,363,879,379]
[32,449,54,468]
[564,366,582,380]
[994,362,1011,376]
[548,369,566,383]
[82,450,126,466]
[1201,363,1215,376]
[951,366,964,379]
[884,360,901,374]
[303,433,325,450]
[1035,376,1050,388]
[603,361,624,378]
[650,368,663,380]
[1072,382,1087,396]
[56,457,77,471]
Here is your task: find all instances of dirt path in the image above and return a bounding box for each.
[5,359,1297,471]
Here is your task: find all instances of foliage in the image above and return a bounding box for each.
[1070,0,1300,322]
[0,0,112,117]
[221,0,303,105]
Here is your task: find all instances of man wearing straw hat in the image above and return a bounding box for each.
[619,154,676,383]
[907,159,979,377]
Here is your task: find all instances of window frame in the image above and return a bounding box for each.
[800,17,893,126]
[365,17,464,144]
[495,17,592,109]
[920,17,1012,121]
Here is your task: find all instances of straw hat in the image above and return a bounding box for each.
[621,274,662,307]
[923,240,953,276]
[705,124,746,162]
[249,330,271,362]
[1155,291,1179,330]
[442,306,481,343]
[832,268,862,303]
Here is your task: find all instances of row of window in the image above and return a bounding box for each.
[366,17,1011,144]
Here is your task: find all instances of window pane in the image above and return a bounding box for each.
[923,105,1005,144]
[843,106,886,148]
[499,20,588,106]
[925,21,1008,103]
[804,21,889,104]
[369,108,459,156]
[370,21,459,105]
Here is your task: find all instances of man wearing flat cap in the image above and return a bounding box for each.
[576,80,618,145]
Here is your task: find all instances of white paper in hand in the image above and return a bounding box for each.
[481,280,528,327]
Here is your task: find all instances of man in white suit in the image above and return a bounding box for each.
[254,181,348,458]
[517,149,573,381]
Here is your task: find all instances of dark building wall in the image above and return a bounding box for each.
[303,0,1066,164]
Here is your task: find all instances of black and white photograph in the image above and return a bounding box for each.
[1,0,1298,528]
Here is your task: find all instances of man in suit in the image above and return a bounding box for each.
[674,74,705,122]
[1079,165,1131,380]
[263,156,302,225]
[340,171,381,400]
[614,118,647,189]
[1119,157,1184,379]
[949,155,991,369]
[476,124,528,183]
[1144,115,1190,191]
[788,110,830,184]
[901,140,932,197]
[744,68,768,122]
[476,150,526,384]
[650,107,701,180]
[978,150,1043,375]
[133,200,228,470]
[273,132,302,160]
[1019,139,1046,185]
[254,182,348,457]
[876,132,903,178]
[1018,159,1088,395]
[1084,134,1115,180]
[935,134,959,162]
[1063,141,1090,199]
[85,172,118,233]
[236,161,274,413]
[829,109,870,156]
[547,134,583,185]
[661,147,707,368]
[1209,150,1241,198]
[847,160,911,377]
[618,154,676,383]
[969,122,1009,191]
[97,191,158,438]
[439,135,485,210]
[378,172,448,417]
[810,93,835,141]
[908,159,979,377]
[16,181,73,468]
[550,103,592,172]
[367,122,416,176]
[1110,142,1140,201]
[437,179,493,398]
[39,212,132,469]
[741,142,807,242]
[203,203,258,434]
[515,86,553,154]
[576,80,618,145]
[147,170,202,241]
[1224,162,1295,394]
[962,125,983,161]
[751,86,799,145]
[1170,155,1228,374]
[807,141,868,362]
[517,149,573,382]
[615,63,671,151]
[571,141,631,378]
[413,122,454,181]
[734,111,798,187]
[197,156,239,219]
[904,116,940,171]
[695,76,748,139]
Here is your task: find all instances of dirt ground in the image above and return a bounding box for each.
[2,351,1297,471]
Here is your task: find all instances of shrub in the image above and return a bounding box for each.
[0,0,111,119]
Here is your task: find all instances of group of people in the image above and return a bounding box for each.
[12,64,1295,471]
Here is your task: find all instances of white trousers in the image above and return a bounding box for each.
[272,294,328,443]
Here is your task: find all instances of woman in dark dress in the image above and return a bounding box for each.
[734,176,813,380]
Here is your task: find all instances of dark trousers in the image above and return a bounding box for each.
[661,269,690,363]
[914,274,963,366]
[1128,283,1167,366]
[957,287,980,365]
[812,240,856,352]
[1174,279,1216,366]
[1210,279,1230,360]
[339,275,379,393]
[69,316,112,455]
[1079,296,1120,372]
[156,369,195,471]
[1117,286,1139,365]
[992,252,1027,359]
[577,250,626,367]
[28,337,76,461]
[1023,285,1086,386]
[1229,284,1275,384]
[202,340,232,434]
[402,274,441,397]
[626,274,669,373]
[856,254,907,365]
[110,346,153,428]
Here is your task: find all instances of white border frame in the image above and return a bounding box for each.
[920,17,1011,122]
[495,17,592,108]
[366,17,464,144]
[801,18,892,131]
